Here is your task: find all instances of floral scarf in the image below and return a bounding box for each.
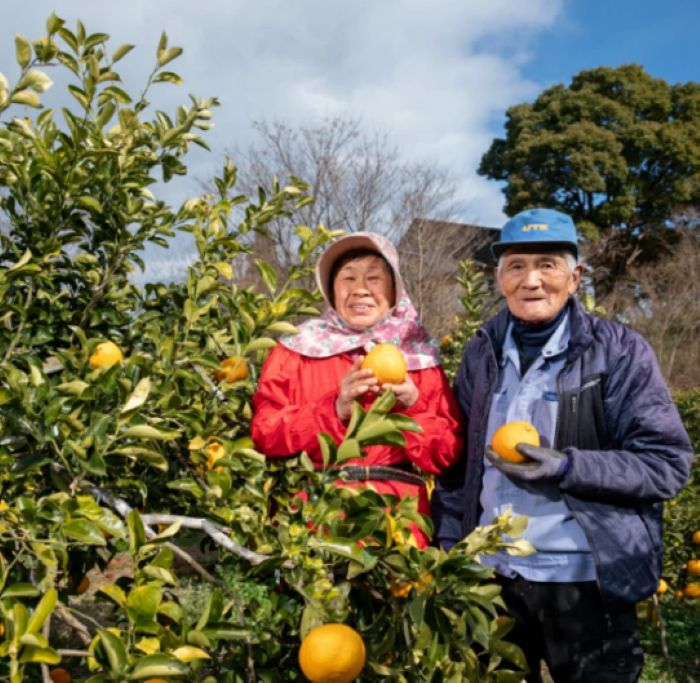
[280,232,441,369]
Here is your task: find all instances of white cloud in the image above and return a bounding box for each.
[0,0,564,277]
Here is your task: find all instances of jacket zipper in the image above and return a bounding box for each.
[556,361,612,618]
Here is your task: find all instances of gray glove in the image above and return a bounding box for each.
[485,443,571,482]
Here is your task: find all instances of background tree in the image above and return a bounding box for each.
[478,64,700,296]
[233,116,459,277]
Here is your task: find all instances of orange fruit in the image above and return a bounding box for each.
[88,341,123,369]
[684,583,700,598]
[491,421,540,463]
[656,578,668,594]
[214,356,249,383]
[361,343,407,385]
[298,623,366,683]
[687,559,700,575]
[693,530,700,544]
[49,669,72,683]
[75,575,90,595]
[144,679,170,683]
[0,623,5,637]
[206,442,226,471]
[389,578,412,599]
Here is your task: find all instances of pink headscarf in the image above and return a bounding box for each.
[280,232,440,370]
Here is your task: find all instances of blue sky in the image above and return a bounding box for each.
[1,1,697,279]
[524,0,699,86]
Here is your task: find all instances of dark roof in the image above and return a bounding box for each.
[401,218,500,266]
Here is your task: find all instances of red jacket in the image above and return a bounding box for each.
[251,345,463,546]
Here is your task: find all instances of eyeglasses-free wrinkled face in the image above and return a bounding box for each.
[496,251,582,324]
[332,254,396,329]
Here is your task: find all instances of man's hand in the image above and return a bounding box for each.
[335,359,379,422]
[485,443,570,482]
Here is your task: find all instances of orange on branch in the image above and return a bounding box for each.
[214,355,249,383]
[684,583,700,598]
[206,442,226,471]
[49,669,72,683]
[361,343,407,385]
[88,341,123,369]
[75,575,90,595]
[491,421,540,463]
[298,623,366,683]
[693,530,700,544]
[656,578,668,594]
[687,559,700,575]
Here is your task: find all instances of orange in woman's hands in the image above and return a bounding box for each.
[361,343,407,384]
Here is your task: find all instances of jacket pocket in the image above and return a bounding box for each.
[557,373,610,450]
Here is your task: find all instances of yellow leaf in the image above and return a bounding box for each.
[172,645,210,662]
[188,436,206,450]
[136,637,161,655]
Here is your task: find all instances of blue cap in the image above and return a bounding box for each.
[491,208,578,260]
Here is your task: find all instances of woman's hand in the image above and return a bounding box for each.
[382,375,419,411]
[335,359,379,422]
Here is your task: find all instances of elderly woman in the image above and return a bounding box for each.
[251,232,462,547]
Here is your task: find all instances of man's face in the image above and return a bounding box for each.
[496,249,582,324]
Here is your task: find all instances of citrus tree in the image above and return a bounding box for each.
[0,15,533,682]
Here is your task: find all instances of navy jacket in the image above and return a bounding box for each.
[432,298,694,608]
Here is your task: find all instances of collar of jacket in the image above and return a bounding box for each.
[481,297,593,362]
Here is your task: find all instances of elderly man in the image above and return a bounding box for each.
[432,208,693,682]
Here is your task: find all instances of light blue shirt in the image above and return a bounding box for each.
[478,313,596,582]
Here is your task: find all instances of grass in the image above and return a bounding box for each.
[639,598,700,682]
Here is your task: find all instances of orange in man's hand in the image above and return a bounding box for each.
[491,421,540,463]
[361,343,407,385]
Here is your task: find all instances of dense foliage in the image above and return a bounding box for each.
[0,15,532,682]
[478,64,700,293]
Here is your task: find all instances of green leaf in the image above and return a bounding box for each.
[120,377,152,413]
[15,34,32,68]
[18,645,61,665]
[128,510,148,553]
[1,583,40,599]
[55,380,90,396]
[245,337,277,353]
[17,69,53,93]
[153,71,183,85]
[129,653,188,678]
[77,195,104,212]
[108,447,167,471]
[46,12,65,35]
[26,587,57,633]
[157,47,183,67]
[337,438,361,463]
[112,43,135,63]
[255,259,278,292]
[62,519,107,546]
[122,424,179,441]
[97,628,128,673]
[99,584,127,607]
[265,321,298,335]
[126,584,162,626]
[10,90,41,108]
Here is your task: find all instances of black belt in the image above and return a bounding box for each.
[338,465,425,487]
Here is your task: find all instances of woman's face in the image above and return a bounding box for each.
[332,254,395,328]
